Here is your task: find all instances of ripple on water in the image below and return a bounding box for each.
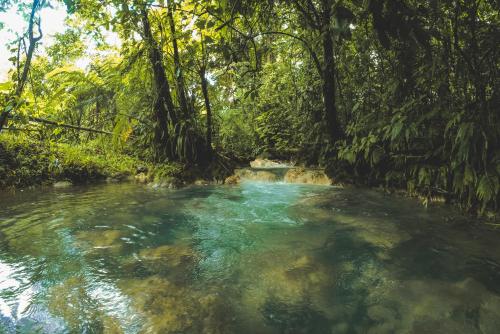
[0,182,500,333]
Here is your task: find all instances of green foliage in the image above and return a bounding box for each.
[333,0,499,214]
[254,62,305,157]
[0,133,144,187]
[0,0,497,216]
[217,107,256,159]
[149,162,184,182]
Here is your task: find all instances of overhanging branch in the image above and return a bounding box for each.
[8,115,112,135]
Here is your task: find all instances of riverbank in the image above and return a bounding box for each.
[324,159,499,221]
[226,158,498,221]
[1,135,497,221]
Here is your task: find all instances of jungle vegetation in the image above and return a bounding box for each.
[0,0,498,215]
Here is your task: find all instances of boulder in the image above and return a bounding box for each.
[194,179,210,186]
[106,177,120,183]
[250,158,289,168]
[234,168,280,182]
[134,173,148,184]
[148,177,183,189]
[284,168,332,185]
[225,175,241,185]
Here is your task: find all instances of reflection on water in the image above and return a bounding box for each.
[1,182,500,333]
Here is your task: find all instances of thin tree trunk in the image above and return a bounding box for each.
[167,0,189,118]
[199,66,212,160]
[320,0,343,143]
[0,0,43,133]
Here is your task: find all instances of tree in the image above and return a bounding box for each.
[165,0,190,118]
[138,2,178,160]
[0,0,45,132]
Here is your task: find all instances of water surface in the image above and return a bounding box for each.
[1,182,500,333]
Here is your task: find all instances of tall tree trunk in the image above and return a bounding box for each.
[167,0,189,118]
[0,0,43,133]
[140,6,177,160]
[320,0,343,143]
[199,66,212,160]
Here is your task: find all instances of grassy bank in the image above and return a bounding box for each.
[0,134,183,188]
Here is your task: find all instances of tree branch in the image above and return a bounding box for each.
[8,115,112,135]
[0,0,44,133]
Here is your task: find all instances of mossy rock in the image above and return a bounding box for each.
[48,276,123,333]
[284,168,332,185]
[119,276,232,333]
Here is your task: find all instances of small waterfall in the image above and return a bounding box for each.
[250,159,295,169]
[235,167,291,182]
[231,160,333,185]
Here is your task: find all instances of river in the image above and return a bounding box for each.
[0,181,499,333]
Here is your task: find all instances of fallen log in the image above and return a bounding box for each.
[7,115,112,135]
[3,126,39,132]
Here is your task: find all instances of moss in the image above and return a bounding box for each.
[138,244,198,268]
[76,229,124,254]
[118,276,231,333]
[224,174,241,185]
[0,133,157,188]
[238,251,334,321]
[149,163,184,182]
[119,244,199,283]
[284,168,332,185]
[48,276,123,333]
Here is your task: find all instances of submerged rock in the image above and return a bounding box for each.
[479,294,500,334]
[139,244,198,269]
[240,252,334,316]
[48,276,123,333]
[120,244,199,282]
[361,275,500,334]
[261,300,330,334]
[76,229,124,254]
[53,181,73,188]
[119,276,231,333]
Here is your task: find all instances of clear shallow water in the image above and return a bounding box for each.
[0,182,500,333]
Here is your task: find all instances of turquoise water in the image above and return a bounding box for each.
[0,182,500,333]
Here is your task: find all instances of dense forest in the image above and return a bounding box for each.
[0,0,499,215]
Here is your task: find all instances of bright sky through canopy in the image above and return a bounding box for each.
[0,3,68,81]
[0,2,121,82]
